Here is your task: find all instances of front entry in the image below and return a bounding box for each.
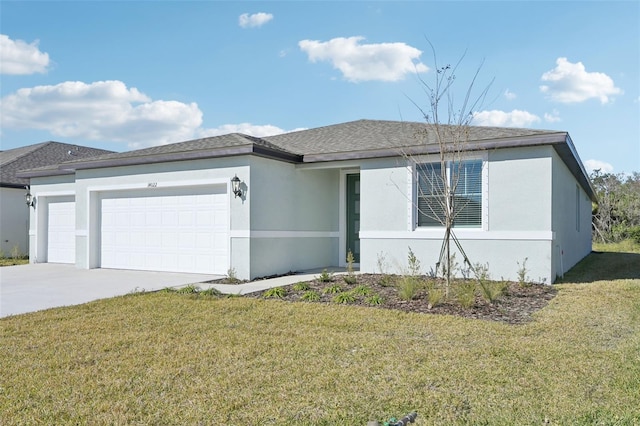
[346,174,360,263]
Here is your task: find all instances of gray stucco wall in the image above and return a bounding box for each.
[0,188,30,257]
[247,156,340,279]
[551,150,593,279]
[358,147,563,283]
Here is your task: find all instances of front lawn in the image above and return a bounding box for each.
[1,243,639,425]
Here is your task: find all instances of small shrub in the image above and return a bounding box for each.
[346,250,355,275]
[366,294,384,305]
[292,282,310,291]
[397,276,420,301]
[343,275,357,285]
[176,285,200,294]
[517,258,530,287]
[407,246,421,276]
[352,285,371,296]
[455,280,476,309]
[479,281,507,303]
[200,287,222,297]
[333,292,356,304]
[323,284,343,294]
[318,269,334,283]
[263,287,286,299]
[301,290,320,301]
[226,267,241,284]
[10,244,23,259]
[427,287,444,309]
[378,274,395,287]
[376,251,393,285]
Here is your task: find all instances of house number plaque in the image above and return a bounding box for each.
[147,182,158,188]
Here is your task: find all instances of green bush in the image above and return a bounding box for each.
[427,287,444,309]
[352,285,371,296]
[333,292,356,304]
[318,269,334,283]
[323,284,343,294]
[366,294,384,305]
[292,282,310,291]
[397,276,421,301]
[455,280,476,309]
[301,290,320,301]
[263,287,286,299]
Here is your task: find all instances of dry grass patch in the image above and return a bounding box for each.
[1,243,639,424]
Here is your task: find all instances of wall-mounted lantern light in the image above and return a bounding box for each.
[25,186,36,209]
[231,175,243,198]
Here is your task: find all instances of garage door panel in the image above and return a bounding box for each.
[47,200,75,264]
[100,187,228,274]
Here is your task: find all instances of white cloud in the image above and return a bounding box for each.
[197,123,305,138]
[584,159,614,174]
[298,36,428,82]
[0,34,50,75]
[540,57,622,104]
[0,80,203,148]
[544,109,562,123]
[504,89,516,100]
[238,12,273,28]
[472,109,541,127]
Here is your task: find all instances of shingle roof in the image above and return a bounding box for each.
[13,120,594,201]
[1,142,114,187]
[263,119,562,157]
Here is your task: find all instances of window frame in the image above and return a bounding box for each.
[411,153,488,231]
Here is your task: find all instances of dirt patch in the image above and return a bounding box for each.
[249,274,558,325]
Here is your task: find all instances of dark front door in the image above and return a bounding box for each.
[346,174,360,263]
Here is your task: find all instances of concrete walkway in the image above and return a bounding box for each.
[0,264,345,318]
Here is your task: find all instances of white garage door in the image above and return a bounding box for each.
[47,199,76,264]
[100,186,228,274]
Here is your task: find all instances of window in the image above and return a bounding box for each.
[416,160,482,227]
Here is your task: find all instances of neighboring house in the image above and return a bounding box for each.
[0,142,114,257]
[18,120,596,283]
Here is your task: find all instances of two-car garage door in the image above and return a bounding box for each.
[100,186,229,275]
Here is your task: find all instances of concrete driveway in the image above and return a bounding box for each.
[0,264,222,318]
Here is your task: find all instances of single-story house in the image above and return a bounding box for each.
[0,142,113,257]
[18,120,596,283]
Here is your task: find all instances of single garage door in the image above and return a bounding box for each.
[47,198,76,263]
[100,186,228,274]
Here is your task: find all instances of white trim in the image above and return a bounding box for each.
[410,152,489,231]
[230,230,339,239]
[33,190,75,197]
[32,193,76,265]
[76,230,88,237]
[360,230,555,241]
[85,177,230,193]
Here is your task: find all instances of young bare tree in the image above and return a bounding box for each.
[406,44,493,295]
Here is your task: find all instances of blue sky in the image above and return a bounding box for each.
[1,1,638,174]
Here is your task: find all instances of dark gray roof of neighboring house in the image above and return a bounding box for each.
[1,142,114,187]
[29,133,302,173]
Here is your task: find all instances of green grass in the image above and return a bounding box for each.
[1,243,639,425]
[0,258,29,267]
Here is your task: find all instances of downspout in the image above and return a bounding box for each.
[556,243,564,280]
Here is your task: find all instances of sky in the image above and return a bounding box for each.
[1,1,639,174]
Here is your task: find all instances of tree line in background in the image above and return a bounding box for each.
[591,170,640,243]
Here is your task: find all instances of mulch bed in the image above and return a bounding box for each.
[249,274,558,325]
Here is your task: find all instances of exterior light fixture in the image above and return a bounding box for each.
[231,175,242,198]
[25,186,35,208]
